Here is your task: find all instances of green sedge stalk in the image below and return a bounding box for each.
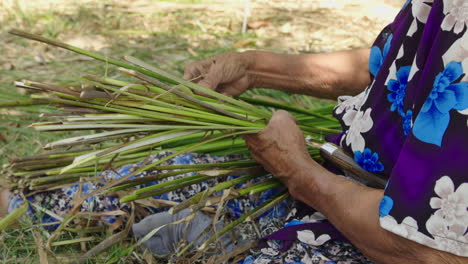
[148,160,257,171]
[119,67,258,122]
[8,30,270,118]
[87,75,209,111]
[52,92,234,127]
[169,173,259,214]
[240,96,337,122]
[0,99,45,107]
[33,95,218,126]
[132,130,259,176]
[120,175,213,203]
[8,29,175,83]
[124,56,272,118]
[51,237,96,247]
[237,179,282,196]
[109,169,206,193]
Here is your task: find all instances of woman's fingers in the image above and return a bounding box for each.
[183,60,217,96]
[183,52,252,97]
[183,63,200,80]
[217,76,250,96]
[183,59,212,81]
[269,110,299,126]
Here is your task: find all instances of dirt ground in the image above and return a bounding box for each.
[0,0,405,79]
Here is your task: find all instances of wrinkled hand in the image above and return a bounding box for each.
[244,110,312,187]
[183,52,255,96]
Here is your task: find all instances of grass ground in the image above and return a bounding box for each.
[0,0,403,263]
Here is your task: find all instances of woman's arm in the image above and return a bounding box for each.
[244,111,467,264]
[249,49,371,99]
[290,161,466,264]
[183,49,371,99]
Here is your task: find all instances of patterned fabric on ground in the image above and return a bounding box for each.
[8,151,250,224]
[8,151,371,263]
[244,200,371,264]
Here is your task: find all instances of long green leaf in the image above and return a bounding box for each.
[60,130,201,173]
[0,203,28,231]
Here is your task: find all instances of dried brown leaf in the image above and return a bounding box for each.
[33,229,49,264]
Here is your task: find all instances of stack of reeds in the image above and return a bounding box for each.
[1,29,341,259]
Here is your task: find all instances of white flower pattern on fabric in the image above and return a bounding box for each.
[335,90,369,115]
[408,55,419,83]
[300,212,326,223]
[407,0,433,37]
[380,216,426,242]
[443,32,468,126]
[297,230,332,246]
[385,45,405,86]
[442,32,468,81]
[380,176,468,257]
[342,108,374,152]
[425,214,468,256]
[429,176,468,225]
[260,247,280,257]
[459,108,468,127]
[441,0,468,34]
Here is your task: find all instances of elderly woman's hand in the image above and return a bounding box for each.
[183,51,257,96]
[243,110,313,188]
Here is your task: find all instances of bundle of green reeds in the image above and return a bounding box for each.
[1,29,340,259]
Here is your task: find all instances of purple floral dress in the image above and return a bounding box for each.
[341,0,467,257]
[256,0,468,261]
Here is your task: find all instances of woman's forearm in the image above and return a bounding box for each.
[247,49,371,100]
[288,159,466,264]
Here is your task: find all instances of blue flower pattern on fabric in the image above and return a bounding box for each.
[7,196,25,214]
[402,110,413,136]
[241,256,254,264]
[227,200,245,218]
[369,34,393,77]
[285,219,306,227]
[42,215,60,230]
[379,196,394,217]
[387,66,411,115]
[65,184,79,196]
[174,153,193,165]
[354,148,384,173]
[413,61,468,146]
[118,164,134,177]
